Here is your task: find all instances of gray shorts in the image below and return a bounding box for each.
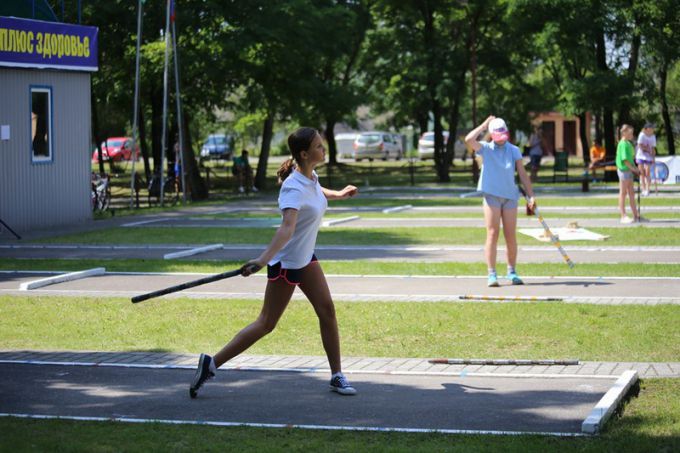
[483,194,518,210]
[617,169,634,181]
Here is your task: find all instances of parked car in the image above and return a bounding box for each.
[417,131,466,160]
[91,137,140,163]
[200,134,234,160]
[334,132,358,159]
[353,131,403,161]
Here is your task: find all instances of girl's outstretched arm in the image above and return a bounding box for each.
[322,185,358,200]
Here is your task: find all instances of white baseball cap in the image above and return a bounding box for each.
[489,118,510,142]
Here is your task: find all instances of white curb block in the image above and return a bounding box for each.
[582,370,639,434]
[321,216,360,227]
[382,204,412,214]
[19,268,106,291]
[163,244,223,260]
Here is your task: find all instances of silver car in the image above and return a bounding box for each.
[418,131,467,160]
[353,132,403,161]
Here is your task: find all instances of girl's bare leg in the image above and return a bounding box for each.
[483,203,502,271]
[213,279,295,368]
[618,180,627,218]
[627,179,638,220]
[299,262,341,374]
[501,207,519,269]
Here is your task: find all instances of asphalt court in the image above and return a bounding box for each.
[2,272,678,303]
[0,362,618,435]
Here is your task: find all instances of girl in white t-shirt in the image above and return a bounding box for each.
[636,122,657,196]
[189,127,359,398]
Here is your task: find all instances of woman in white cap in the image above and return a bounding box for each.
[466,116,536,287]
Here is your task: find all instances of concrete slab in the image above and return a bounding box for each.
[0,363,615,435]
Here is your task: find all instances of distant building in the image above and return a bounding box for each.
[531,112,592,157]
[0,15,98,234]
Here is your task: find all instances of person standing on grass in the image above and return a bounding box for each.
[616,124,641,224]
[636,122,657,197]
[466,116,536,288]
[527,126,544,183]
[190,127,359,398]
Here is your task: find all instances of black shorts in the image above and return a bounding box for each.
[267,254,318,286]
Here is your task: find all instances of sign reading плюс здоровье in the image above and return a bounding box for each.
[0,16,97,72]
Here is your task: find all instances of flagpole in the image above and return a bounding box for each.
[129,0,143,208]
[171,5,186,203]
[159,0,172,206]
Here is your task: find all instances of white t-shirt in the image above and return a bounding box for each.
[269,169,327,269]
[636,132,656,162]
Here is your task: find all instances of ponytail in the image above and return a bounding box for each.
[277,127,319,184]
[277,158,296,184]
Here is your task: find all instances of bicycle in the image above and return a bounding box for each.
[91,172,111,212]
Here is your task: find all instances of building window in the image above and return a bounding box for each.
[31,87,53,162]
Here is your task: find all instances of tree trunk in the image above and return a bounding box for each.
[594,111,602,145]
[446,76,464,169]
[596,23,616,181]
[181,110,208,200]
[150,88,163,174]
[91,88,105,175]
[618,17,641,125]
[255,112,275,190]
[659,61,676,155]
[579,112,590,166]
[325,118,337,165]
[433,100,448,182]
[138,104,151,183]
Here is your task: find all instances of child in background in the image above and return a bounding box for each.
[465,116,536,287]
[616,124,641,223]
[636,122,656,196]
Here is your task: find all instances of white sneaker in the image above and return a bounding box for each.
[252,186,259,192]
[642,190,649,196]
[620,216,634,224]
[329,372,357,395]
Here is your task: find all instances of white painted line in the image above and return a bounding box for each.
[581,370,639,434]
[18,268,106,291]
[321,216,360,227]
[382,204,413,214]
[0,359,620,380]
[0,413,588,437]
[163,244,223,260]
[121,218,167,227]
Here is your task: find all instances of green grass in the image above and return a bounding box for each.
[1,379,679,451]
[38,226,680,246]
[2,258,680,278]
[1,296,678,361]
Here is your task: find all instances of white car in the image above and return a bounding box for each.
[334,133,358,159]
[353,132,403,161]
[418,131,467,160]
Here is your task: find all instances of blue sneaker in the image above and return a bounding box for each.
[330,373,357,395]
[189,353,216,398]
[487,274,500,287]
[507,272,524,285]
